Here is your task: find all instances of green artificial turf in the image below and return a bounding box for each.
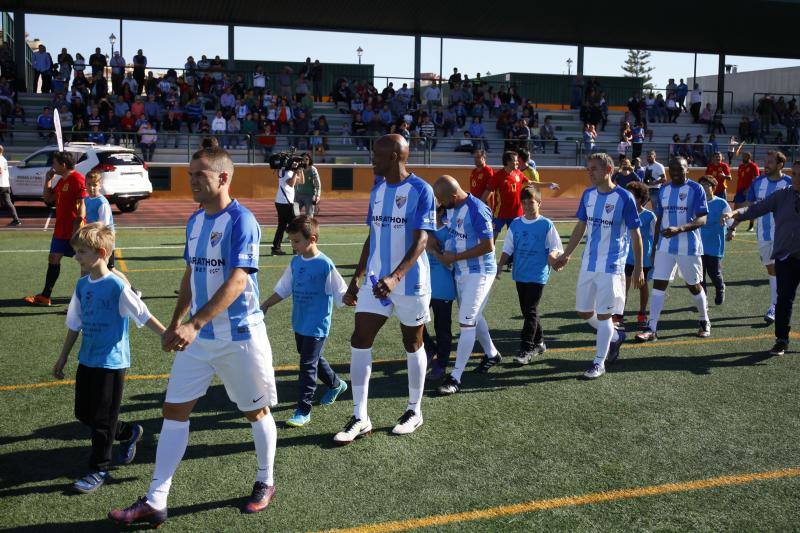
[0,225,797,531]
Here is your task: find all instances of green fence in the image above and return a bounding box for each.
[478,73,643,108]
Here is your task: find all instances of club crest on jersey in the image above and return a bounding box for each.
[395,195,407,208]
[605,203,614,213]
[210,231,223,247]
[679,192,687,201]
[456,218,464,227]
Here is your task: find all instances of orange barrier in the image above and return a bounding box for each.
[152,164,713,200]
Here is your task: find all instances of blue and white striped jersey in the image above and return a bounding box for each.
[576,186,641,274]
[444,194,496,277]
[746,174,792,243]
[184,199,263,341]
[655,180,708,256]
[365,174,436,296]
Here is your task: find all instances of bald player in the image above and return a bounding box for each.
[431,175,501,395]
[334,134,436,443]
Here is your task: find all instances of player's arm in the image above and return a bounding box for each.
[555,220,587,269]
[629,227,645,289]
[260,293,284,312]
[664,213,707,237]
[445,237,493,264]
[73,197,86,233]
[261,265,291,312]
[344,236,370,306]
[374,229,429,298]
[496,230,513,278]
[165,267,252,351]
[162,266,193,351]
[728,193,777,223]
[53,329,79,379]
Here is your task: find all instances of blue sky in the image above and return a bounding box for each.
[22,14,800,86]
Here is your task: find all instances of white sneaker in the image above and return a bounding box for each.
[583,362,605,379]
[391,410,423,435]
[333,416,372,445]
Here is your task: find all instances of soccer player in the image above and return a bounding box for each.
[622,181,656,329]
[52,223,165,494]
[109,147,278,527]
[333,134,435,443]
[728,150,792,324]
[260,215,349,427]
[734,152,759,232]
[469,148,493,200]
[643,150,666,213]
[23,151,86,306]
[698,176,732,305]
[432,175,501,395]
[705,152,732,200]
[636,156,711,342]
[496,186,563,364]
[554,153,644,379]
[481,150,527,240]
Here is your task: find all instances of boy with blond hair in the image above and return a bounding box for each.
[53,223,165,494]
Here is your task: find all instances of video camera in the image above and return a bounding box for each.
[268,147,307,172]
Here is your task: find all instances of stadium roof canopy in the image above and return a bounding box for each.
[6,0,800,59]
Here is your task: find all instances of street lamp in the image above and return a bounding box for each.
[566,58,573,76]
[356,46,363,65]
[109,33,117,56]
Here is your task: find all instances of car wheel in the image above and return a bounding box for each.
[117,200,139,213]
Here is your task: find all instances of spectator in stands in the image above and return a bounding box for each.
[120,110,137,144]
[89,47,106,78]
[448,67,462,90]
[209,55,225,81]
[699,103,712,124]
[689,84,702,123]
[467,116,487,152]
[538,117,559,154]
[138,120,157,161]
[454,131,474,152]
[676,79,689,112]
[90,74,108,100]
[582,123,596,154]
[37,107,54,140]
[419,114,437,150]
[631,121,645,160]
[710,108,727,134]
[113,95,129,119]
[33,44,53,94]
[314,115,330,151]
[691,135,707,167]
[57,48,73,87]
[278,66,293,101]
[70,118,86,142]
[161,110,181,148]
[143,95,162,131]
[666,93,680,122]
[756,94,775,133]
[424,83,442,115]
[110,51,126,95]
[219,88,236,117]
[211,110,226,145]
[351,112,368,150]
[295,74,310,103]
[311,60,323,102]
[87,124,106,144]
[132,49,147,95]
[617,135,631,162]
[183,96,203,133]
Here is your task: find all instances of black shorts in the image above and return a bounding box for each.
[625,264,651,278]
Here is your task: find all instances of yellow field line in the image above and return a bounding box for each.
[2,332,795,393]
[322,468,800,533]
[114,249,129,273]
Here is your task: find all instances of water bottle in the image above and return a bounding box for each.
[369,273,392,307]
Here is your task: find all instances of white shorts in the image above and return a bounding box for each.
[164,322,277,411]
[576,270,626,315]
[652,251,703,285]
[758,241,774,266]
[355,284,430,326]
[455,273,494,326]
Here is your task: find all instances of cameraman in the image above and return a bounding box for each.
[271,162,304,255]
[294,153,321,217]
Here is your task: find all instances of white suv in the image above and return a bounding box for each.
[9,142,153,213]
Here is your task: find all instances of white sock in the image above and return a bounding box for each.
[475,315,498,357]
[406,347,426,415]
[594,318,614,365]
[146,419,190,510]
[350,347,372,420]
[452,326,477,382]
[586,313,601,330]
[692,290,709,321]
[649,289,666,332]
[769,275,777,307]
[251,413,277,485]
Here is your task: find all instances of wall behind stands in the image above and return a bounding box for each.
[150,164,709,200]
[227,60,374,97]
[481,73,643,108]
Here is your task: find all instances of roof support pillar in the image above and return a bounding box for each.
[716,53,725,112]
[13,11,27,92]
[228,24,235,72]
[414,33,421,99]
[577,45,584,76]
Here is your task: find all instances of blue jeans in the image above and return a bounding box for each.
[295,333,340,415]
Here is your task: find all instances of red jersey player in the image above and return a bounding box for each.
[481,150,528,238]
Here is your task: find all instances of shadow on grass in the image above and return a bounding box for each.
[5,496,244,532]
